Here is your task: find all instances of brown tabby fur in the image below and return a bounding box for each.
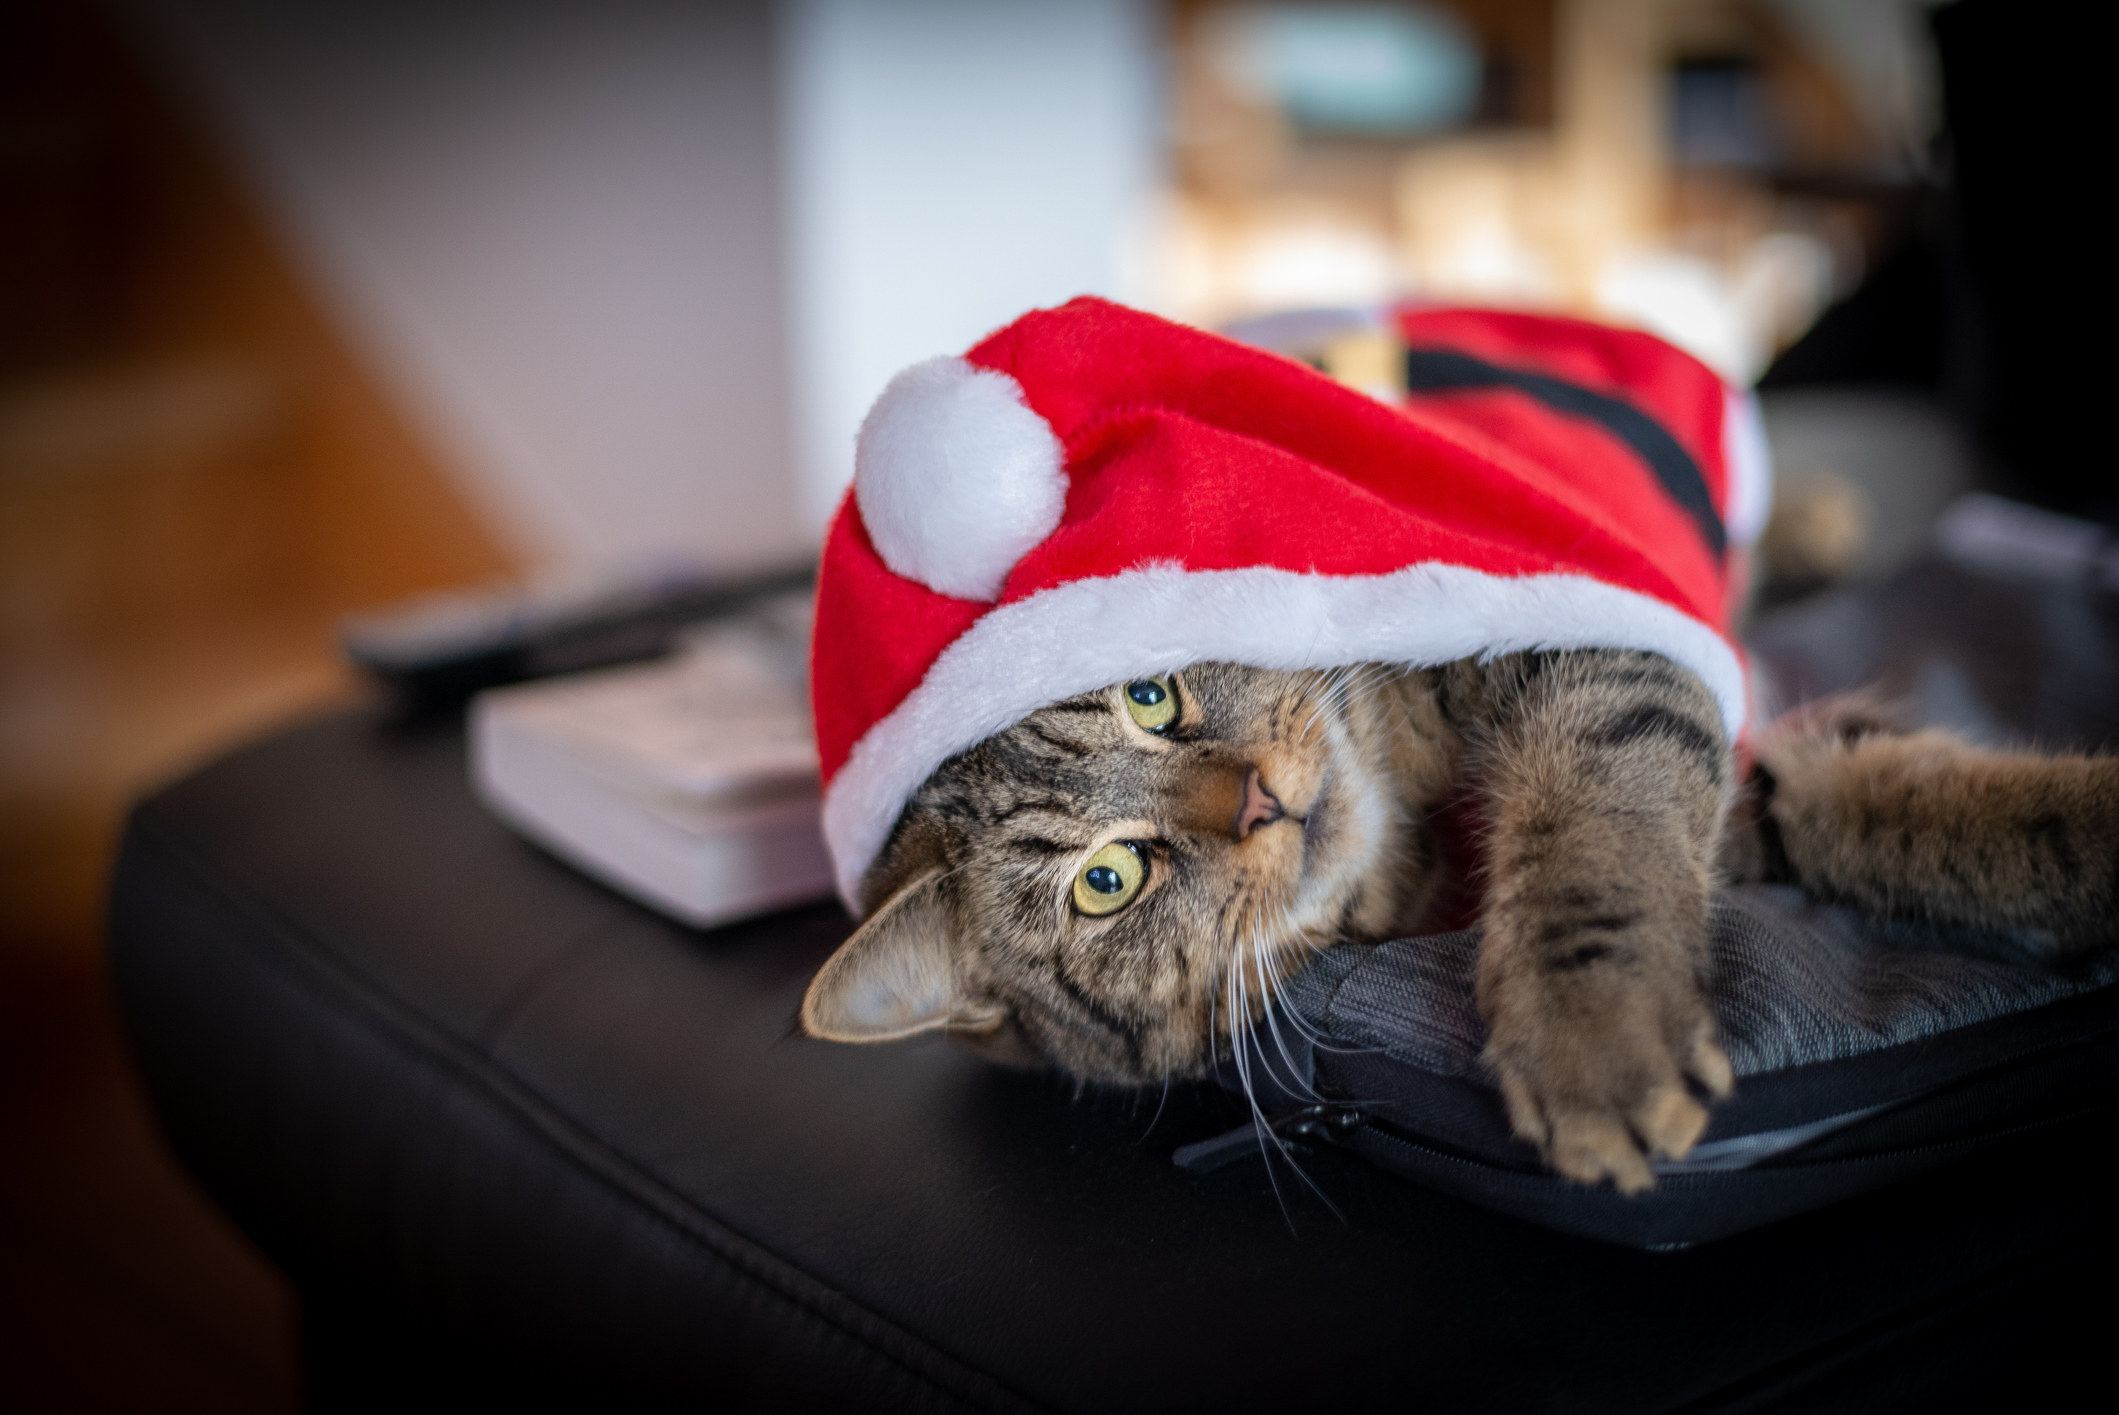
[802,651,2119,1193]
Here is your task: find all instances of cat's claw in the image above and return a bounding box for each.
[1498,1075,1711,1194]
[1486,1011,1733,1194]
[1690,1030,1735,1098]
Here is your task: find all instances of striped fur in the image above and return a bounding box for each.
[802,652,2119,1191]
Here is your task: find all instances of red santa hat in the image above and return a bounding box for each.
[812,297,1770,910]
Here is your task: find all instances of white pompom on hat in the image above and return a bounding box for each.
[854,356,1067,603]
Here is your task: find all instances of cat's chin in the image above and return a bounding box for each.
[1289,769,1392,923]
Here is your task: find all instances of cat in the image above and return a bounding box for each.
[800,650,2119,1193]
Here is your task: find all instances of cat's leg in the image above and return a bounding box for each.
[1739,707,2119,945]
[1462,650,1737,1193]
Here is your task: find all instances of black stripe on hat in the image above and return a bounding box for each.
[1402,348,1726,558]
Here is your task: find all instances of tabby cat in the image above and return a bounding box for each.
[799,646,2119,1193]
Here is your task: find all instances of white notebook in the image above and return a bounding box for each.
[470,595,835,927]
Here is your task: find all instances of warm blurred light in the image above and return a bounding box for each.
[1154,0,1923,383]
[1596,250,1756,379]
[1231,218,1403,310]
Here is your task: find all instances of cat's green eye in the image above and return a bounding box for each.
[1123,676,1177,734]
[1072,841,1146,916]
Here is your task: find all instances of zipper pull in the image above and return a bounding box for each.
[1276,1103,1365,1142]
[1172,1104,1364,1173]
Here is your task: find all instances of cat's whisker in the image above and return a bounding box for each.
[1259,896,1353,1062]
[1140,1069,1173,1142]
[1250,912,1324,1104]
[1205,950,1222,1072]
[1259,924,1361,1060]
[1299,661,1383,751]
[1222,885,1274,1067]
[1308,666,1356,722]
[1298,666,1348,728]
[1220,929,1282,1197]
[1230,909,1342,1220]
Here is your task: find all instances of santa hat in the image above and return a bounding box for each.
[812,297,1770,910]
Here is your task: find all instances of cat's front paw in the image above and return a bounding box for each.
[1479,961,1733,1194]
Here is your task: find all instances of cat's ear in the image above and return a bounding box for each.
[801,869,988,1042]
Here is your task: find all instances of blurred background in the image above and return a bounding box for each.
[0,0,2079,1407]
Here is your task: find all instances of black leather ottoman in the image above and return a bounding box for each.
[110,559,2119,1413]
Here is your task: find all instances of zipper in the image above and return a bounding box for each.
[1172,1103,1365,1174]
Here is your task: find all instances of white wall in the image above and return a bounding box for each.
[777,0,1162,533]
[120,0,803,578]
[118,0,1165,576]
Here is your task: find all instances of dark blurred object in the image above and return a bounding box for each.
[1750,555,2119,752]
[1930,0,2106,518]
[342,561,815,715]
[1670,55,1774,169]
[0,3,134,379]
[3,5,525,1406]
[1764,1,2107,524]
[1934,492,2119,595]
[1759,225,1948,389]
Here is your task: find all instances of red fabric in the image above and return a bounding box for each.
[1392,305,1731,499]
[814,502,988,783]
[812,297,1739,785]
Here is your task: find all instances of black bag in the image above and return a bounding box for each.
[1179,884,2119,1249]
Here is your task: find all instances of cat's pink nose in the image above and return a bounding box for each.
[1233,768,1285,841]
